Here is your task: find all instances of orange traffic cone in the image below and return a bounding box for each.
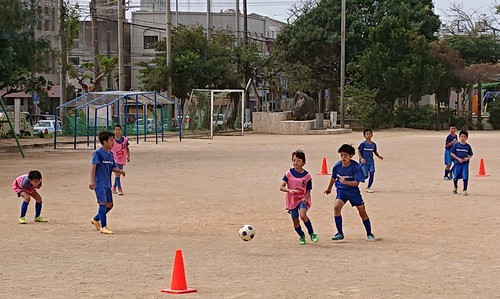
[318,157,330,175]
[161,249,197,294]
[476,158,489,177]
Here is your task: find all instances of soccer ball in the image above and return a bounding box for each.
[238,224,255,241]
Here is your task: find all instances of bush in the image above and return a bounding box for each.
[487,100,500,129]
[347,86,392,129]
[393,105,434,130]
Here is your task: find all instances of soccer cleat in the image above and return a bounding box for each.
[34,216,48,222]
[443,176,451,180]
[367,234,376,241]
[310,233,319,243]
[463,190,468,196]
[100,227,114,234]
[332,233,344,241]
[452,187,458,194]
[118,188,124,196]
[91,218,101,230]
[18,217,26,224]
[366,188,374,193]
[112,187,117,194]
[299,235,306,245]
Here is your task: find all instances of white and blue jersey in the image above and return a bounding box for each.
[331,160,366,206]
[451,142,473,180]
[92,148,118,189]
[358,141,377,165]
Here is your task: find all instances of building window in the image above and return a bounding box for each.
[144,35,159,49]
[69,57,80,66]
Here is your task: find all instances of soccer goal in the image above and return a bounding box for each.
[182,89,245,138]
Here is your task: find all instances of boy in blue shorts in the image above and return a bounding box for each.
[357,128,383,193]
[443,124,458,180]
[89,131,126,234]
[450,130,473,196]
[324,144,375,241]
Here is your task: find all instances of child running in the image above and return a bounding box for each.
[450,130,473,196]
[357,128,383,192]
[111,124,130,195]
[443,124,458,180]
[324,144,375,241]
[89,131,126,234]
[12,170,47,224]
[280,150,319,245]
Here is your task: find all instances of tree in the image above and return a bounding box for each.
[0,0,52,95]
[68,55,118,92]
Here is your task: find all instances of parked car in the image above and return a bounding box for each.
[33,120,63,136]
[134,118,162,133]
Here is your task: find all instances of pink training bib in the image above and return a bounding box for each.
[111,136,128,165]
[284,169,312,210]
[12,174,37,194]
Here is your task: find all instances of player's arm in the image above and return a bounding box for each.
[280,181,298,194]
[374,150,384,160]
[357,149,365,164]
[450,151,463,163]
[324,177,336,194]
[89,164,96,190]
[126,145,131,162]
[112,166,126,177]
[339,177,360,187]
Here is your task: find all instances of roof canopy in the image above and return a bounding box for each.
[56,91,177,110]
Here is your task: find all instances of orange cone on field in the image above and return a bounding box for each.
[161,249,197,294]
[476,158,489,177]
[318,157,330,175]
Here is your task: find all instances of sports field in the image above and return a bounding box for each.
[1,129,499,298]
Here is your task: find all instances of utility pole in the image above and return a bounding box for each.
[175,0,179,26]
[118,0,125,91]
[207,0,212,38]
[59,0,67,112]
[243,0,248,45]
[166,0,172,99]
[236,0,240,46]
[91,0,100,91]
[340,0,346,128]
[242,0,249,114]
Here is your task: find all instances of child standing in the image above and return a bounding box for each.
[444,124,458,180]
[12,170,47,224]
[450,130,473,196]
[111,124,130,195]
[89,132,126,234]
[357,128,383,193]
[280,150,319,245]
[324,144,375,241]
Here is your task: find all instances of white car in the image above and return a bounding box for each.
[33,120,63,136]
[134,118,161,133]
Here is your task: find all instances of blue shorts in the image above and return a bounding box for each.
[453,163,469,180]
[95,187,113,203]
[288,202,308,219]
[444,150,453,166]
[336,188,364,207]
[361,163,375,178]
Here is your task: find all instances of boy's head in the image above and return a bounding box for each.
[363,128,373,140]
[28,170,42,187]
[449,124,457,134]
[114,124,123,137]
[338,144,355,163]
[291,150,306,168]
[98,131,115,148]
[459,130,468,143]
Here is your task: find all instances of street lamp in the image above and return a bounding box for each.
[82,14,91,64]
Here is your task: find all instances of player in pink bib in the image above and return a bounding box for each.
[12,170,47,224]
[111,124,130,195]
[280,150,319,245]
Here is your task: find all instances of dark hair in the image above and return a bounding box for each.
[459,130,468,137]
[98,131,115,144]
[114,124,122,129]
[292,149,306,163]
[363,128,373,136]
[28,170,42,180]
[338,144,355,155]
[449,124,457,128]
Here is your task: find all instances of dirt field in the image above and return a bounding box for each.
[1,129,499,299]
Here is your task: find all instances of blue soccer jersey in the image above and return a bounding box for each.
[92,148,117,189]
[451,142,473,164]
[445,134,458,150]
[282,168,312,190]
[332,160,365,190]
[358,141,377,164]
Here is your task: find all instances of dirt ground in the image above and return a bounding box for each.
[1,129,499,299]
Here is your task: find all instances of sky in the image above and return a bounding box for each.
[73,0,497,23]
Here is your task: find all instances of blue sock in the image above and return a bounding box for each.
[453,180,458,188]
[463,179,468,191]
[444,170,450,177]
[334,215,343,235]
[368,172,375,188]
[294,225,305,237]
[303,220,314,235]
[20,201,29,218]
[363,218,372,235]
[114,176,121,189]
[35,202,42,218]
[93,214,100,221]
[98,205,108,227]
[106,206,112,214]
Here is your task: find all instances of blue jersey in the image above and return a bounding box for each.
[92,148,117,189]
[358,141,377,164]
[282,168,312,190]
[445,134,458,150]
[451,142,473,164]
[332,160,365,190]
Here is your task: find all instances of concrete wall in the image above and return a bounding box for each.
[253,111,317,134]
